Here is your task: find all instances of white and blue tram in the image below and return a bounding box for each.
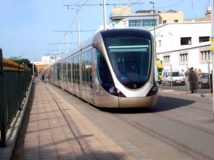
[50,29,158,108]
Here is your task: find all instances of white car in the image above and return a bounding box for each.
[162,69,186,86]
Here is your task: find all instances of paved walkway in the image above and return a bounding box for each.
[10,82,135,160]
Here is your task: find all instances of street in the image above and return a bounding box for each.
[50,84,214,160]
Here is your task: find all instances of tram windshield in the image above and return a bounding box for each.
[105,37,151,89]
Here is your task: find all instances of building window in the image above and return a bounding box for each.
[163,20,167,24]
[180,37,192,45]
[129,20,141,27]
[174,20,178,22]
[199,36,210,43]
[142,19,156,26]
[200,50,211,62]
[129,19,156,27]
[179,53,188,64]
[163,55,170,64]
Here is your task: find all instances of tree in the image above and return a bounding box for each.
[9,57,31,68]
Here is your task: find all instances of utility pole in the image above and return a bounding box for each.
[150,1,156,58]
[103,0,106,30]
[150,1,158,83]
[211,0,214,117]
[53,31,71,55]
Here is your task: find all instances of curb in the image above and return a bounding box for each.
[160,89,213,98]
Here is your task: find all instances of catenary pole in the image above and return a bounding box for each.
[212,0,214,117]
[103,0,106,30]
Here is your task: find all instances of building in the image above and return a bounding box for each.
[31,55,61,75]
[109,6,185,30]
[152,21,211,73]
[109,6,212,74]
[150,7,211,73]
[159,9,184,24]
[109,6,159,30]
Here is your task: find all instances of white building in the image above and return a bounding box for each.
[108,6,212,74]
[109,6,159,30]
[152,21,211,73]
[32,55,61,66]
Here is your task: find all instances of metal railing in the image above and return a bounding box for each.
[0,49,32,147]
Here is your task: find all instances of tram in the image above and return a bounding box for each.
[49,28,158,108]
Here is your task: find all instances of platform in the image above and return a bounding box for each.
[1,82,135,160]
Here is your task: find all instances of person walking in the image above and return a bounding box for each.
[188,67,198,93]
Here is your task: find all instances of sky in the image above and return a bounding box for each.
[0,0,211,62]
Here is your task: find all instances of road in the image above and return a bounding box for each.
[50,84,214,160]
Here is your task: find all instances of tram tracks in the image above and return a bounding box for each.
[111,96,214,160]
[47,84,214,160]
[114,113,212,160]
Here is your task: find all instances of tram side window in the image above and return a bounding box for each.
[82,54,86,82]
[96,49,113,84]
[67,58,72,82]
[87,50,92,83]
[57,64,61,79]
[63,61,66,80]
[82,49,92,83]
[73,56,80,84]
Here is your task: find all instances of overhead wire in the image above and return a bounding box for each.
[114,0,143,15]
[50,0,89,54]
[64,2,144,8]
[155,0,185,9]
[51,1,145,54]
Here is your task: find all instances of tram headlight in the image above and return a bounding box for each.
[109,86,126,97]
[109,87,115,93]
[147,85,158,96]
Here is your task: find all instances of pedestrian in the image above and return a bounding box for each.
[188,67,198,93]
[42,74,45,81]
[44,74,49,84]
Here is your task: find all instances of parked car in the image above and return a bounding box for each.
[198,73,210,88]
[162,69,185,86]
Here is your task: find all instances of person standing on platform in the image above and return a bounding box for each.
[188,67,198,93]
[210,71,213,93]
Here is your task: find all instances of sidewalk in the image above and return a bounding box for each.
[6,82,135,160]
[159,88,213,98]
